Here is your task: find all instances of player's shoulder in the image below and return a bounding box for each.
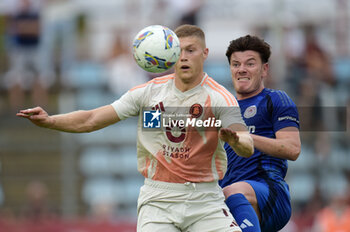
[263,88,289,97]
[263,88,295,106]
[129,73,175,92]
[202,74,239,106]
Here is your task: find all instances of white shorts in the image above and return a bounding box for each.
[137,178,241,232]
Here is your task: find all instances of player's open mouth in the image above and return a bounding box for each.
[181,65,190,70]
[237,77,250,81]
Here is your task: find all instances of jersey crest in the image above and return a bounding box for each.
[243,105,257,119]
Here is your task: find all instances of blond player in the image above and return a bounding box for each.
[17,24,253,232]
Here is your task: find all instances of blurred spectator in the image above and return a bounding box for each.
[40,0,77,87]
[283,24,306,100]
[20,180,58,221]
[3,0,49,111]
[90,199,117,222]
[18,180,63,232]
[311,191,350,232]
[0,13,7,76]
[0,160,4,205]
[303,25,336,87]
[169,0,204,26]
[298,26,335,111]
[105,30,149,97]
[292,25,337,159]
[293,184,324,232]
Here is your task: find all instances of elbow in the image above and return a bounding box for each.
[289,152,300,161]
[289,145,301,161]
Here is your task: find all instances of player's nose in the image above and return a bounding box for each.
[238,64,247,73]
[179,50,187,61]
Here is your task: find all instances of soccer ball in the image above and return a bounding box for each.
[132,25,180,73]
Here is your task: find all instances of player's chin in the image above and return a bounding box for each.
[178,70,192,79]
[235,85,251,94]
[234,80,249,87]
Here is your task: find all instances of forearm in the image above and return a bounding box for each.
[17,105,119,133]
[49,110,95,133]
[251,134,300,160]
[228,132,254,158]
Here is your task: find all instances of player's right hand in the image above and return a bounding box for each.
[16,106,53,128]
[219,127,239,145]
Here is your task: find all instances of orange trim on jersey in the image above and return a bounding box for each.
[207,77,238,106]
[151,74,175,82]
[204,77,238,106]
[205,81,232,106]
[151,79,173,84]
[200,74,209,86]
[129,83,148,92]
[129,74,175,92]
[149,75,174,85]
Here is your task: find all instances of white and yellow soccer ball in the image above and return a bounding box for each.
[132,25,180,73]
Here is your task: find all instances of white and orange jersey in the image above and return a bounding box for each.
[111,73,245,183]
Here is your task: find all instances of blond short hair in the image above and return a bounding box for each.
[175,24,206,47]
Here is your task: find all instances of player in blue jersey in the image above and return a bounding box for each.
[219,35,301,232]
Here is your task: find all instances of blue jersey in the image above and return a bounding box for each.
[220,88,299,188]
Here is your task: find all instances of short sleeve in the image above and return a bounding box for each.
[212,90,246,128]
[111,88,144,120]
[270,90,299,132]
[219,105,246,129]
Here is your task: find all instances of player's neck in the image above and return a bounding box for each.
[236,87,264,100]
[175,72,204,92]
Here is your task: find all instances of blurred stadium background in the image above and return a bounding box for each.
[0,0,349,231]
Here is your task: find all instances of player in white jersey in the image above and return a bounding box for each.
[17,24,253,231]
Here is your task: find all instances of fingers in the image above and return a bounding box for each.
[18,107,42,115]
[220,128,236,137]
[219,128,239,143]
[220,128,231,140]
[16,107,44,119]
[16,112,31,118]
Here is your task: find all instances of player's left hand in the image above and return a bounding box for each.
[219,128,239,145]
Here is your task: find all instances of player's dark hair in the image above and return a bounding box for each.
[226,35,271,64]
[175,24,205,44]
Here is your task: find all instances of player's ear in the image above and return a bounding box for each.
[262,62,269,77]
[203,47,209,60]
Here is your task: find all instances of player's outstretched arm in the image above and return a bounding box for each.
[16,105,120,133]
[250,127,301,161]
[220,124,254,158]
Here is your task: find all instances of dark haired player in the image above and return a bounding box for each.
[220,35,301,232]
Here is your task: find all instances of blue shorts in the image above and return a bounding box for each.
[245,179,291,232]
